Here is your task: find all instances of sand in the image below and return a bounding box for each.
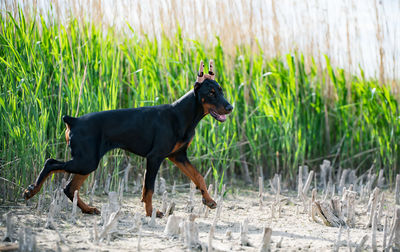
[0,186,395,251]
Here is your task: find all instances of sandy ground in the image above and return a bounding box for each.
[0,186,394,251]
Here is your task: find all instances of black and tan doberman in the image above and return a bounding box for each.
[23,60,233,217]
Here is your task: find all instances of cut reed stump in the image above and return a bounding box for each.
[354,235,368,252]
[366,187,380,228]
[18,227,36,252]
[259,176,263,209]
[320,160,332,192]
[299,167,314,213]
[394,206,400,250]
[3,212,13,242]
[164,214,181,236]
[98,210,122,242]
[386,206,400,250]
[165,201,176,218]
[240,218,251,246]
[258,227,272,252]
[371,211,378,252]
[70,190,78,224]
[184,214,201,250]
[312,198,346,227]
[396,174,400,205]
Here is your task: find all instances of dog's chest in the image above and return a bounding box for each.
[170,134,194,154]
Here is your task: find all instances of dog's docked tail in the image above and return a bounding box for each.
[63,115,77,145]
[62,115,77,127]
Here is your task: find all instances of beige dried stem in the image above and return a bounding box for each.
[259,227,272,252]
[354,235,368,252]
[3,212,13,242]
[366,187,380,228]
[164,214,181,236]
[395,174,400,205]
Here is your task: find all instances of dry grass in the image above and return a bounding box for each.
[1,0,399,84]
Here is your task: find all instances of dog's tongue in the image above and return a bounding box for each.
[218,114,227,121]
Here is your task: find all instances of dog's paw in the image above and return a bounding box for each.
[202,197,217,209]
[156,210,164,218]
[22,184,36,200]
[82,206,101,215]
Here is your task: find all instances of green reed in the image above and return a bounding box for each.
[0,11,399,199]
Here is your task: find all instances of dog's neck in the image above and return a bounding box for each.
[172,90,205,137]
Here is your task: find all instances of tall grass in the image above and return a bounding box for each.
[0,10,399,200]
[2,0,399,82]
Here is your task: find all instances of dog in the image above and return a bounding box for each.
[23,60,233,217]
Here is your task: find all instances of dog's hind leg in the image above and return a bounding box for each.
[64,173,100,214]
[23,158,65,200]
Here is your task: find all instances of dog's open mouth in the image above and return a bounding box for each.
[209,109,228,122]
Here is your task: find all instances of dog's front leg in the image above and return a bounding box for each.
[168,152,217,209]
[142,157,164,217]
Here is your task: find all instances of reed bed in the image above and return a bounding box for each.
[0,8,399,200]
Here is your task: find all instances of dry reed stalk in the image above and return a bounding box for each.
[89,180,97,206]
[377,169,385,188]
[297,166,304,199]
[259,176,263,209]
[159,177,166,195]
[338,169,349,194]
[186,182,195,213]
[3,212,13,242]
[171,181,176,195]
[386,206,400,250]
[383,216,388,249]
[376,193,385,226]
[70,190,78,223]
[165,201,175,218]
[320,160,331,192]
[204,184,213,218]
[184,214,200,250]
[99,210,122,241]
[93,219,99,245]
[164,214,181,236]
[123,163,132,192]
[161,191,168,214]
[371,211,378,252]
[354,235,368,252]
[258,227,272,252]
[366,187,380,228]
[395,174,400,205]
[18,227,36,252]
[333,225,343,252]
[104,173,111,195]
[148,208,157,227]
[240,218,250,246]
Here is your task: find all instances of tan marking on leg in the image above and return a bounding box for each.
[142,187,154,216]
[169,142,185,155]
[141,187,163,218]
[168,157,215,208]
[23,170,63,200]
[67,174,99,214]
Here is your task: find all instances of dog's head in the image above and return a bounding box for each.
[194,60,233,122]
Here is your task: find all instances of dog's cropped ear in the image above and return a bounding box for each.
[194,60,205,95]
[196,60,205,83]
[208,59,215,80]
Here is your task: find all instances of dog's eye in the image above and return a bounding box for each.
[209,91,215,97]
